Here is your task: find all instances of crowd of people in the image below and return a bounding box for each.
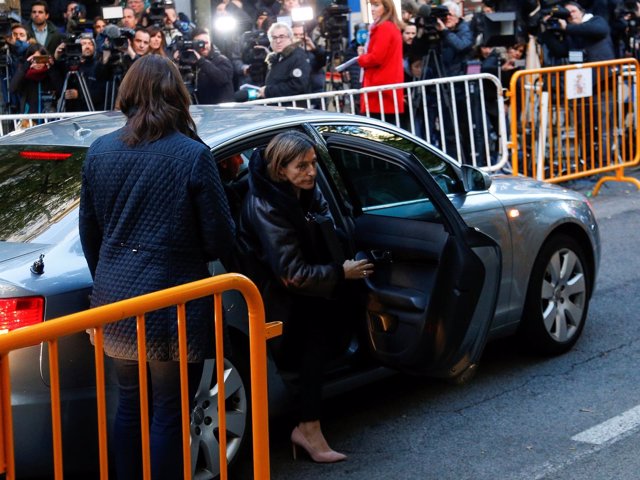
[1,0,638,116]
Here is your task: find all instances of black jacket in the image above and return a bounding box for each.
[196,49,235,104]
[236,149,344,325]
[264,44,310,98]
[542,14,615,63]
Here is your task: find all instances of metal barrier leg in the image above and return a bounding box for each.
[591,165,640,196]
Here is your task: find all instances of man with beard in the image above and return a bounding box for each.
[26,1,63,53]
[54,34,105,111]
[177,27,234,104]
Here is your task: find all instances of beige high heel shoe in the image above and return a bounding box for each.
[291,426,347,463]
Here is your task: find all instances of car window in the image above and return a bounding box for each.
[326,146,440,221]
[0,146,86,242]
[315,124,463,195]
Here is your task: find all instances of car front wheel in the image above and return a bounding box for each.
[519,234,590,355]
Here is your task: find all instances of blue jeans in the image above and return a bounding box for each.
[112,359,203,480]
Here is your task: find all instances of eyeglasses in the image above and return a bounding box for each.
[271,35,290,41]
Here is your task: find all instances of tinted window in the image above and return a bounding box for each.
[0,146,86,242]
[325,146,440,221]
[316,124,463,194]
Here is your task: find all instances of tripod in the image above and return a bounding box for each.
[104,71,124,110]
[419,44,460,155]
[57,67,94,112]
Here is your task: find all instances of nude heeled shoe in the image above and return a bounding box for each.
[291,426,347,463]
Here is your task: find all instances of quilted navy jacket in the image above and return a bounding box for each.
[79,127,236,362]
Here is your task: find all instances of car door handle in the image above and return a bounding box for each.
[369,249,392,264]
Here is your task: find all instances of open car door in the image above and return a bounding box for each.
[318,130,501,379]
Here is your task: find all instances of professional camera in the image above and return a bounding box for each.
[148,0,174,28]
[0,13,10,66]
[175,38,205,65]
[320,1,350,51]
[61,35,84,68]
[66,4,92,36]
[240,30,270,84]
[415,4,450,45]
[540,4,571,32]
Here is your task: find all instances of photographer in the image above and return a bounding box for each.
[174,27,234,104]
[433,1,473,78]
[540,1,615,63]
[292,23,325,95]
[10,43,61,113]
[53,34,104,110]
[612,0,640,57]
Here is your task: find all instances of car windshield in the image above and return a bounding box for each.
[0,146,86,242]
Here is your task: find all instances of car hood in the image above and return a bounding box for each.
[489,174,590,205]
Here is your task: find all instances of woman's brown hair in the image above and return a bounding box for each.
[116,55,196,146]
[264,131,315,182]
[375,0,404,30]
[146,25,168,57]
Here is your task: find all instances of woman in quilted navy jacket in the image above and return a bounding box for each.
[79,55,235,480]
[237,132,374,463]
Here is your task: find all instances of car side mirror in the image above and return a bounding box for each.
[461,165,492,192]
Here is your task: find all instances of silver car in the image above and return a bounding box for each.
[0,106,599,478]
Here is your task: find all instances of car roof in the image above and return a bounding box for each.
[0,105,371,149]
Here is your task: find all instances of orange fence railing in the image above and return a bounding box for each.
[507,58,640,195]
[0,273,282,480]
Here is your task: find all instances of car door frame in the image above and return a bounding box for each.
[308,126,502,378]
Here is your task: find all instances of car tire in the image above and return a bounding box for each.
[519,234,590,356]
[191,351,252,480]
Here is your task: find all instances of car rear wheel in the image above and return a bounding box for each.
[519,234,590,355]
[191,356,250,479]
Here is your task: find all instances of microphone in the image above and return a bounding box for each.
[104,24,121,39]
[417,4,432,18]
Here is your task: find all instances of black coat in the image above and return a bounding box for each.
[79,128,236,361]
[236,150,344,325]
[264,44,310,98]
[542,14,615,63]
[195,50,235,104]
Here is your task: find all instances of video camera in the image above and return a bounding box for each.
[240,29,270,84]
[320,1,350,51]
[61,35,84,67]
[148,0,174,28]
[415,4,449,45]
[175,38,205,65]
[541,3,571,32]
[66,4,93,37]
[0,13,10,48]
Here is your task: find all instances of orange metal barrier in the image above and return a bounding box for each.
[507,58,640,195]
[0,273,282,480]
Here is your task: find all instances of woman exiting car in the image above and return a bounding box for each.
[237,131,374,463]
[79,55,235,479]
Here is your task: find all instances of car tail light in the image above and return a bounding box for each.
[19,151,72,161]
[0,297,44,333]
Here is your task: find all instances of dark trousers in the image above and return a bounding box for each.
[112,359,203,480]
[282,297,334,423]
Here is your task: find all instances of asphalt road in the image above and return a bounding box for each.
[266,172,640,480]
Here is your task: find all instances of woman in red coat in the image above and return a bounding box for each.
[357,0,405,117]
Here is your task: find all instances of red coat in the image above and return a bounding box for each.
[357,20,405,114]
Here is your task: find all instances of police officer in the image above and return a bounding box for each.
[257,22,310,99]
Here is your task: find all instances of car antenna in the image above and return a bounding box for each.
[31,254,45,275]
